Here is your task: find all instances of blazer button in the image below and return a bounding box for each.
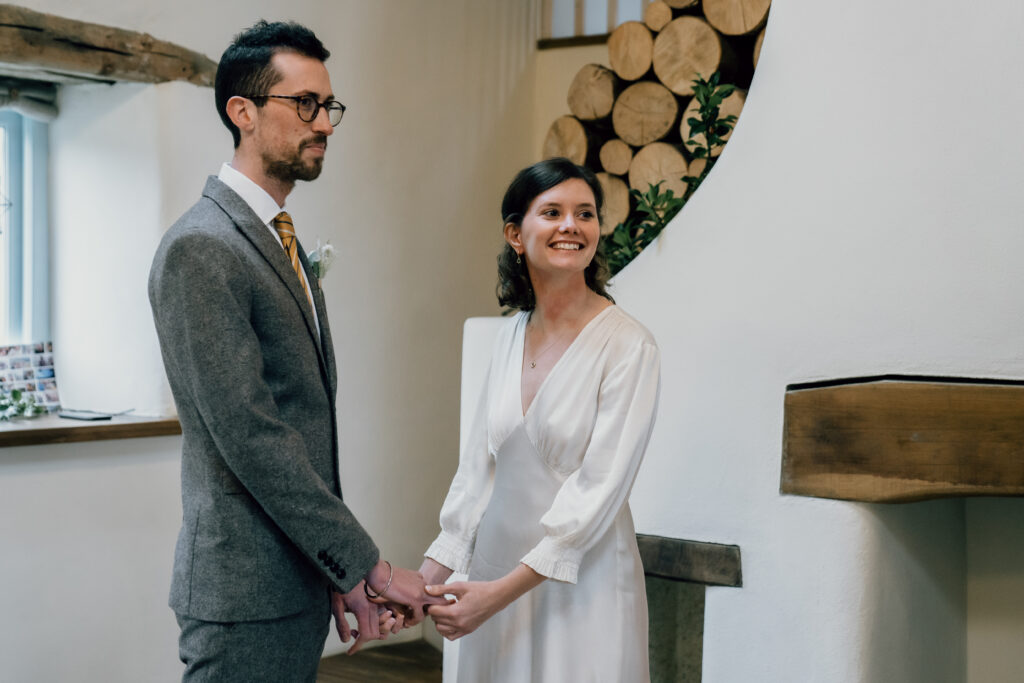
[317,550,327,560]
[337,568,346,579]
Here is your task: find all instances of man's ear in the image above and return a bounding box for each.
[226,96,256,136]
[503,222,522,254]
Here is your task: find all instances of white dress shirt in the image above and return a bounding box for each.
[217,162,320,338]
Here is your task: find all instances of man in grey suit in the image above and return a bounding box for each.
[149,21,439,681]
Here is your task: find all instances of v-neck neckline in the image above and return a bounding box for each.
[518,305,615,418]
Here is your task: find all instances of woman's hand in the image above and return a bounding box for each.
[424,563,545,640]
[424,580,504,640]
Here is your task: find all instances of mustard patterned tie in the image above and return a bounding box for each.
[272,211,313,309]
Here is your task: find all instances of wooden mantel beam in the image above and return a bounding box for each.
[782,375,1024,503]
[0,4,216,86]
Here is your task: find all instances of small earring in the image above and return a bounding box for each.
[516,253,522,265]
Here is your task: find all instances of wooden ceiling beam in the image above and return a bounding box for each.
[0,4,216,86]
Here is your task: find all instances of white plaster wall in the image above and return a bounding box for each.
[0,438,183,679]
[601,0,1024,680]
[3,1,541,679]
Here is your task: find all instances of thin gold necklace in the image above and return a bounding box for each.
[527,324,572,369]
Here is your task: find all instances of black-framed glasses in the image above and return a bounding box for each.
[247,94,346,126]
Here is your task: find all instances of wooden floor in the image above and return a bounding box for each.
[317,640,442,683]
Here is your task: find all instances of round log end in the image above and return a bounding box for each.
[629,142,688,198]
[599,139,634,176]
[608,21,653,81]
[596,172,630,234]
[644,1,673,32]
[568,63,619,121]
[542,115,588,165]
[688,156,707,180]
[702,0,772,36]
[612,81,679,147]
[652,17,723,96]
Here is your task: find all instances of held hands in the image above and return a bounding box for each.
[364,560,450,626]
[423,563,546,641]
[332,558,442,655]
[335,559,543,647]
[332,583,404,655]
[423,580,504,641]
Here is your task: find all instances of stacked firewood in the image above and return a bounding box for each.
[543,0,769,233]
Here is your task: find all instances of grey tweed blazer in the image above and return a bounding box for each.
[149,176,378,622]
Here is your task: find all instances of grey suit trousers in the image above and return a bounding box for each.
[176,599,331,683]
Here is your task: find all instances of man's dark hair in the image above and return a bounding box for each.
[214,20,330,148]
[497,157,614,311]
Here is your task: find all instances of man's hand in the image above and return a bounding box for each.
[418,557,455,588]
[332,583,401,655]
[365,560,450,626]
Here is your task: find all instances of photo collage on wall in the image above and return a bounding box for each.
[0,342,60,412]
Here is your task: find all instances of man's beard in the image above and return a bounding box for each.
[263,136,327,183]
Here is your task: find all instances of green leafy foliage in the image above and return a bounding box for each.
[0,386,45,420]
[602,72,739,276]
[605,181,686,275]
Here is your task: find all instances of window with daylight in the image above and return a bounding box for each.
[0,107,50,346]
[542,0,646,40]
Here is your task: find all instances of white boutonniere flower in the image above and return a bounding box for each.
[307,240,336,280]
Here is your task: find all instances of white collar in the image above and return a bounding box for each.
[218,162,285,225]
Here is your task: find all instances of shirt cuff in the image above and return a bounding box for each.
[424,531,475,574]
[521,537,582,584]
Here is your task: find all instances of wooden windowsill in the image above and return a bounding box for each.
[0,412,181,448]
[537,34,610,50]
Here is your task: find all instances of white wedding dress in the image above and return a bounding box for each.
[426,305,660,682]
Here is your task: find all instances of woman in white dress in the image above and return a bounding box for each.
[420,158,660,682]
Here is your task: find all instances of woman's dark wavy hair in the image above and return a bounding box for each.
[497,158,613,311]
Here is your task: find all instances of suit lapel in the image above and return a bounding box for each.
[298,243,338,397]
[202,177,331,389]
